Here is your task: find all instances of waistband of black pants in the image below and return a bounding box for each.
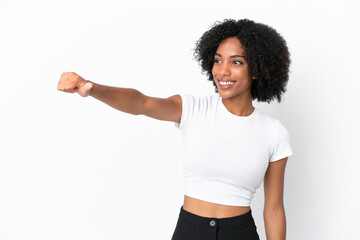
[178,206,254,228]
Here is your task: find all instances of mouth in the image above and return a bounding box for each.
[217,78,236,90]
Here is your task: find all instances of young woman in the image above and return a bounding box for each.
[57,18,293,240]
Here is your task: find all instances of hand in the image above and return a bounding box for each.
[57,72,93,97]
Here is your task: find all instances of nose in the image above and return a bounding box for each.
[218,62,231,77]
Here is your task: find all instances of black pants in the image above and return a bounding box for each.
[171,206,260,240]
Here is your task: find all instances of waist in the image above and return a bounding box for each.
[183,195,251,218]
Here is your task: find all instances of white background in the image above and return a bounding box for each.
[0,0,359,239]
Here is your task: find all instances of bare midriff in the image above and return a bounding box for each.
[183,195,251,218]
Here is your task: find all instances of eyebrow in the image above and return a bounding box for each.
[214,53,245,58]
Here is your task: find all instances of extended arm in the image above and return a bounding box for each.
[88,81,147,115]
[57,72,182,123]
[88,81,182,122]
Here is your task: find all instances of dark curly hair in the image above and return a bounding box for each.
[192,18,291,103]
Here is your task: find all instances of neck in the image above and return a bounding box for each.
[221,94,254,117]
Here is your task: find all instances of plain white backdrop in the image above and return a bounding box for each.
[0,0,359,239]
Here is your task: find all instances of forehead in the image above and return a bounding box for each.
[216,37,245,54]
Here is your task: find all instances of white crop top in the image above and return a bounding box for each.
[174,93,294,206]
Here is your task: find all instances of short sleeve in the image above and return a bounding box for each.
[174,93,193,130]
[269,120,294,162]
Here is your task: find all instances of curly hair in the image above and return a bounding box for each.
[192,18,291,103]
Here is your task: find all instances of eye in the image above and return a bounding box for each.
[234,61,243,65]
[214,59,220,63]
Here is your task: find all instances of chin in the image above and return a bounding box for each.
[218,89,246,99]
[218,91,236,99]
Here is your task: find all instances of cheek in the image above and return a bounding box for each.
[212,69,217,79]
[235,68,250,78]
[212,66,216,75]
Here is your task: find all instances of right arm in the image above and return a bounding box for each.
[57,72,182,123]
[89,81,182,123]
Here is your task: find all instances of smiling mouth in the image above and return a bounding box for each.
[218,79,236,85]
[217,79,236,90]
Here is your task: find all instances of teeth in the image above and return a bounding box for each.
[219,80,234,85]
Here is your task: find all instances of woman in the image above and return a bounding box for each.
[57,18,293,240]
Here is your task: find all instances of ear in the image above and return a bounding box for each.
[252,75,256,79]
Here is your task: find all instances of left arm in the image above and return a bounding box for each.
[263,157,288,240]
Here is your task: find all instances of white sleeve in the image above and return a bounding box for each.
[174,93,194,130]
[269,120,294,162]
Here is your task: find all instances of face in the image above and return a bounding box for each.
[212,37,255,99]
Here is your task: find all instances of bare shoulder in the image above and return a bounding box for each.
[142,94,182,123]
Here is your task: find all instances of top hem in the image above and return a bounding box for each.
[184,190,251,207]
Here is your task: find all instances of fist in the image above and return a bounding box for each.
[57,72,93,97]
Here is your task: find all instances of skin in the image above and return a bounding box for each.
[212,37,256,117]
